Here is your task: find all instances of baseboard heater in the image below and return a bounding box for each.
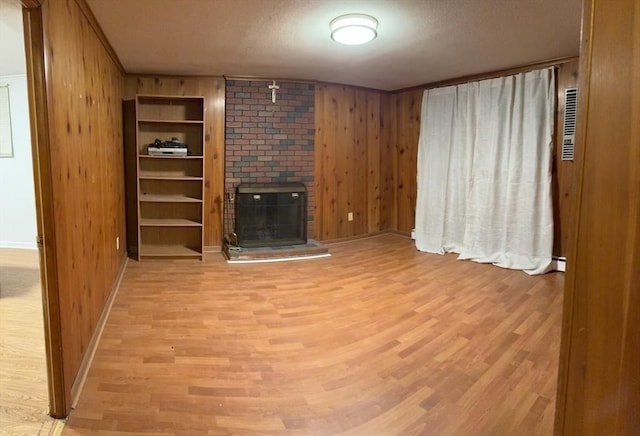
[552,256,566,272]
[235,182,307,248]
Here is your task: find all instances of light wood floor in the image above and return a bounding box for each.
[65,234,564,435]
[0,248,56,436]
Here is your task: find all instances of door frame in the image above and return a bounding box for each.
[21,0,67,418]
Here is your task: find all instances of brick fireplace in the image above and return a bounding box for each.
[224,80,315,239]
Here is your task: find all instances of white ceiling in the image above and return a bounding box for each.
[82,1,582,90]
[86,0,582,90]
[0,0,26,76]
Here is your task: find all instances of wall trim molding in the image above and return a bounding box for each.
[127,73,225,80]
[20,0,42,9]
[70,255,128,409]
[224,75,315,85]
[223,56,581,95]
[393,56,580,94]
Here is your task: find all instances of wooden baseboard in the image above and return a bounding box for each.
[322,230,410,246]
[387,229,412,238]
[203,245,221,253]
[70,255,128,408]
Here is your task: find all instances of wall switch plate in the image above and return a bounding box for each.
[348,212,353,221]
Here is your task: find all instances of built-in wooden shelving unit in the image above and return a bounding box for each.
[124,95,205,260]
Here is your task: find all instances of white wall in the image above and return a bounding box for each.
[0,75,37,249]
[0,2,26,77]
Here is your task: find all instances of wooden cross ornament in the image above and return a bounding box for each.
[268,81,280,103]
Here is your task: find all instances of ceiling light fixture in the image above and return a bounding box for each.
[330,14,378,45]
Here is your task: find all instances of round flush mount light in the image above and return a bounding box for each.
[330,14,378,45]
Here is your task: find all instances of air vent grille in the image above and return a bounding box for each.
[562,88,578,161]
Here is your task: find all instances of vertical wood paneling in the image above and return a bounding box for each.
[323,87,338,239]
[555,0,640,434]
[41,0,126,406]
[391,90,422,233]
[338,87,351,236]
[317,85,334,239]
[379,93,397,231]
[367,93,381,234]
[314,85,383,240]
[124,76,225,249]
[354,89,368,235]
[553,60,580,257]
[313,85,325,240]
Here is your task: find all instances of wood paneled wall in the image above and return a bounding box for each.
[124,76,225,249]
[379,93,397,231]
[555,0,640,433]
[314,85,388,240]
[553,60,579,257]
[382,90,423,234]
[41,0,125,405]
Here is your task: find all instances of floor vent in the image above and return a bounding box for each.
[562,88,578,161]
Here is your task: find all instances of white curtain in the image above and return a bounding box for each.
[415,68,555,275]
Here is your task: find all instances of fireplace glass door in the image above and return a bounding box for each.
[235,183,307,247]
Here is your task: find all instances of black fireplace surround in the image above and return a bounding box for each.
[235,182,307,247]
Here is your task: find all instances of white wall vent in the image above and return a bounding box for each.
[562,88,578,161]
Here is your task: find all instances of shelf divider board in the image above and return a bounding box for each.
[139,155,203,159]
[139,176,204,181]
[140,218,203,227]
[138,119,204,125]
[140,244,202,258]
[139,194,203,203]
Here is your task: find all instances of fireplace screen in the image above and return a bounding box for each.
[235,183,307,247]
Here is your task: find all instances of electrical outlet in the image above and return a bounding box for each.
[348,212,353,222]
[116,236,120,250]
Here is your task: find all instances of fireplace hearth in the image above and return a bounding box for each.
[235,183,307,247]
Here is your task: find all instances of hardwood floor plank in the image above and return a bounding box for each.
[0,248,58,435]
[65,234,563,435]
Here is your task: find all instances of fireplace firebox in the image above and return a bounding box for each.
[235,183,307,247]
